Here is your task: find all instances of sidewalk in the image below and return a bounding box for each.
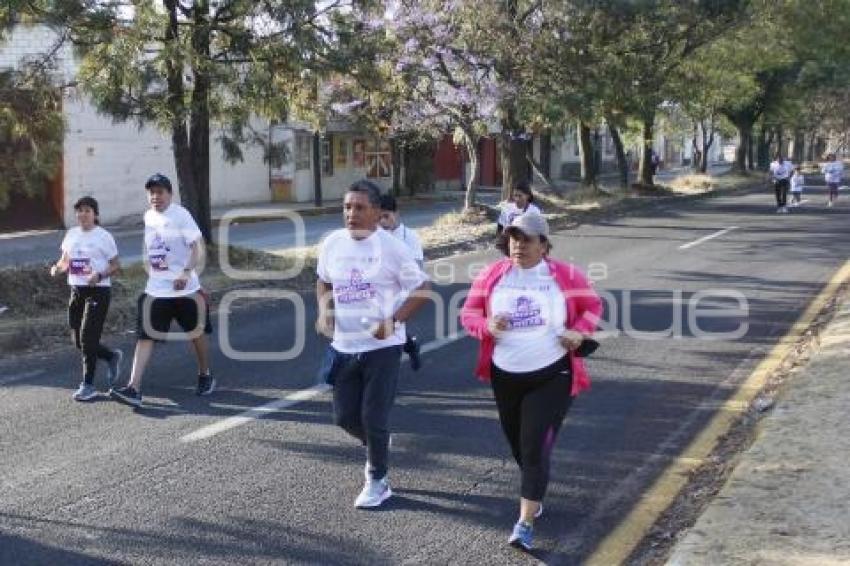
[667,297,850,565]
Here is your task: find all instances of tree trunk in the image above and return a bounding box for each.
[699,113,715,173]
[806,131,816,161]
[499,109,527,200]
[391,137,402,196]
[461,128,479,210]
[638,112,655,185]
[700,119,714,173]
[540,130,551,180]
[609,122,628,188]
[402,138,435,195]
[792,130,805,162]
[312,131,322,206]
[578,120,595,187]
[188,0,212,243]
[525,144,554,187]
[164,1,202,241]
[593,127,603,178]
[756,126,772,171]
[691,121,701,172]
[732,121,752,173]
[747,130,756,171]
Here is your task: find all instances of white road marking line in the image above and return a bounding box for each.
[180,331,467,443]
[678,226,738,250]
[181,384,331,442]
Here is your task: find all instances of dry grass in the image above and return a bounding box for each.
[667,173,715,194]
[660,170,759,195]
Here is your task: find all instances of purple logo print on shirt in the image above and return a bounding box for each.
[335,268,377,304]
[508,295,545,329]
[148,233,171,272]
[69,257,92,276]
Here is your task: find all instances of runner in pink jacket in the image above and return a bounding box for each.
[460,212,602,551]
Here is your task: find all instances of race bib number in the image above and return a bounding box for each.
[69,258,92,276]
[149,253,169,272]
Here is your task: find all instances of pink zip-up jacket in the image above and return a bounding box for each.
[460,258,603,396]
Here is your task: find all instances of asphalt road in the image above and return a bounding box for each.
[1,183,848,564]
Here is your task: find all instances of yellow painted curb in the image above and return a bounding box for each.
[585,259,850,566]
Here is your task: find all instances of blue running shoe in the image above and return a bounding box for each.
[509,520,533,551]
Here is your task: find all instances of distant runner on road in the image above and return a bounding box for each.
[497,181,542,234]
[769,154,793,213]
[821,153,844,207]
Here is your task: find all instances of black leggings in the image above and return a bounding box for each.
[491,356,573,501]
[774,179,789,207]
[68,286,114,384]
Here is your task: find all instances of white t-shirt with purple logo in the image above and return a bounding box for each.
[317,228,428,354]
[821,161,844,184]
[143,203,202,298]
[388,224,424,262]
[61,226,119,287]
[498,202,542,229]
[490,261,567,373]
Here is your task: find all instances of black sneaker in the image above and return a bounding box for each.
[196,373,216,396]
[404,335,421,371]
[110,385,142,407]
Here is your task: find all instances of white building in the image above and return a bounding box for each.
[1,24,393,231]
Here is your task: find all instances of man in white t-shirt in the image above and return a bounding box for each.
[379,194,424,371]
[110,174,214,408]
[769,154,793,213]
[316,180,430,508]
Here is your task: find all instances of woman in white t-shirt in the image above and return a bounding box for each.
[497,181,542,234]
[50,196,123,402]
[461,212,602,551]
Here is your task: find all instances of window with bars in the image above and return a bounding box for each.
[366,138,392,178]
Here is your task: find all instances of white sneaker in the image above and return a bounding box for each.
[354,478,392,508]
[72,382,98,402]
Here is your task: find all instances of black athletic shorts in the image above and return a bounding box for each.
[136,292,212,341]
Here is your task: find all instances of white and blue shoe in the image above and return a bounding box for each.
[509,520,534,551]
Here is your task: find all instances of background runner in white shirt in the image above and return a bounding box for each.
[497,180,542,234]
[109,174,214,408]
[820,153,844,206]
[378,193,424,370]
